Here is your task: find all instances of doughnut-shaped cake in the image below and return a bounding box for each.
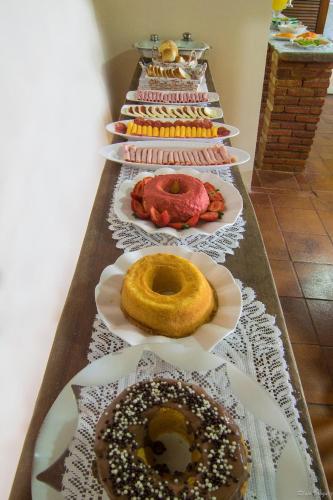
[142,174,209,222]
[121,253,217,338]
[94,379,250,499]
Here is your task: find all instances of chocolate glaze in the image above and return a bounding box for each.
[94,379,249,499]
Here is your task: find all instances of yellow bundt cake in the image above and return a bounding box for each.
[120,253,217,338]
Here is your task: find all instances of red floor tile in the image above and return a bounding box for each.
[261,229,289,261]
[318,211,333,239]
[311,192,333,213]
[249,192,271,207]
[269,192,313,210]
[295,173,312,191]
[307,300,333,347]
[292,344,333,405]
[323,159,333,173]
[251,169,261,187]
[252,96,333,485]
[252,205,280,232]
[308,404,333,491]
[304,174,333,191]
[274,207,326,235]
[314,134,333,147]
[258,171,300,190]
[270,260,302,297]
[280,297,318,344]
[294,263,333,300]
[318,147,333,161]
[283,232,333,264]
[305,159,331,176]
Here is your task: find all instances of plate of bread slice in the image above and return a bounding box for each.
[121,104,223,120]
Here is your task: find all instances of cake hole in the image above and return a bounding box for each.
[152,433,191,473]
[137,408,193,473]
[164,179,188,195]
[151,266,182,295]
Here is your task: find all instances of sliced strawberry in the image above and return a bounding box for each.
[115,122,127,133]
[168,222,189,230]
[217,126,229,137]
[208,200,225,212]
[159,210,171,226]
[200,211,219,222]
[204,182,216,193]
[131,180,145,200]
[150,207,170,227]
[185,213,200,227]
[131,199,149,219]
[209,191,223,202]
[142,176,154,185]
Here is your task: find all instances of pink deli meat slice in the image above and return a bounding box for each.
[162,151,169,165]
[151,148,158,164]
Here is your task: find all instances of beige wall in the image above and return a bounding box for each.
[93,0,272,186]
[0,1,109,497]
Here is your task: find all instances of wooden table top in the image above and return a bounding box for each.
[10,61,329,499]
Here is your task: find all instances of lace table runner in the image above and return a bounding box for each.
[107,165,246,263]
[61,281,319,500]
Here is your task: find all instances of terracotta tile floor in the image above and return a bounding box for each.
[251,95,333,491]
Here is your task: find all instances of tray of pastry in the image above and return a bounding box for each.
[139,61,206,91]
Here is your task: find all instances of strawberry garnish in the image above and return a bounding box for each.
[131,199,149,219]
[208,200,225,212]
[168,222,189,230]
[203,182,216,193]
[115,122,127,133]
[217,126,229,137]
[131,180,145,200]
[209,191,223,202]
[185,213,200,227]
[200,211,219,222]
[142,176,154,185]
[150,207,170,227]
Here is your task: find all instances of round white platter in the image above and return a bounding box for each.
[106,120,238,142]
[114,167,243,238]
[100,140,250,170]
[32,344,316,500]
[95,246,242,351]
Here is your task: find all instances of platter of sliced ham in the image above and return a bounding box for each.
[100,140,250,170]
[126,90,220,105]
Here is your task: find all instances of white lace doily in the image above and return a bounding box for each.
[107,166,246,263]
[61,281,319,499]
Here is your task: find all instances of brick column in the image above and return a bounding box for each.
[255,49,333,173]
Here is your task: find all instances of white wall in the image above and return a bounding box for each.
[0,1,109,497]
[93,0,272,187]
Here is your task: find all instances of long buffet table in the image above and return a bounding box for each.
[10,61,330,499]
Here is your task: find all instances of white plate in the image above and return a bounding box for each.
[271,34,296,41]
[95,246,242,351]
[106,120,236,142]
[126,90,220,105]
[100,140,250,169]
[291,37,332,49]
[114,167,243,238]
[32,342,316,500]
[120,104,223,120]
